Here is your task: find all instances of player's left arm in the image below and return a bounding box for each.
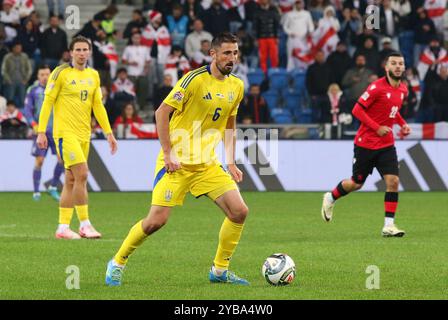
[224,84,244,183]
[92,74,118,154]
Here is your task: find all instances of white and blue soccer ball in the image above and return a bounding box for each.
[262,253,296,286]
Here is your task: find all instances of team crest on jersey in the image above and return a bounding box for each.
[228,92,234,103]
[370,84,376,90]
[173,91,184,102]
[216,93,224,99]
[361,91,370,101]
[69,152,76,161]
[165,190,173,201]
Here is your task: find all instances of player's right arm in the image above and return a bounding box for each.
[36,68,63,149]
[23,86,37,132]
[155,102,181,172]
[353,84,391,137]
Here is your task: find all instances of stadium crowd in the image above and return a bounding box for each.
[0,0,448,139]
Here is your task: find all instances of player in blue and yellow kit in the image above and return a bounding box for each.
[37,36,118,240]
[24,65,64,202]
[106,33,250,285]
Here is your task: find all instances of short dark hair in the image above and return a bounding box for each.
[37,64,51,72]
[117,67,127,74]
[211,32,239,49]
[386,52,404,62]
[6,100,16,107]
[69,35,92,51]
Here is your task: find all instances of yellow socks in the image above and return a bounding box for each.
[75,205,89,223]
[114,220,148,266]
[59,207,74,225]
[213,218,244,270]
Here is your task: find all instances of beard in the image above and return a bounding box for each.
[388,69,403,81]
[217,62,234,76]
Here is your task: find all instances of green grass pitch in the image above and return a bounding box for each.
[0,191,447,300]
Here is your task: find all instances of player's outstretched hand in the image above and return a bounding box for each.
[401,124,411,136]
[107,134,118,155]
[163,153,181,173]
[376,126,392,137]
[36,132,48,150]
[228,164,243,183]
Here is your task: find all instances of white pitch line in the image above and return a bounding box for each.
[0,224,16,229]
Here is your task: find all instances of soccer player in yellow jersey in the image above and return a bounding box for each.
[106,33,250,286]
[37,36,118,240]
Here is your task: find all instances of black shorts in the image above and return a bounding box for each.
[352,145,399,184]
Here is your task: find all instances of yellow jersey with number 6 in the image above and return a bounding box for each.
[162,65,244,167]
[38,63,112,141]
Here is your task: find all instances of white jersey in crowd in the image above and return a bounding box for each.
[13,0,34,18]
[282,8,314,71]
[0,9,20,43]
[141,23,171,65]
[184,30,213,59]
[122,45,152,77]
[192,50,213,68]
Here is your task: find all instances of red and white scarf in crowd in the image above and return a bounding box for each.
[424,0,447,32]
[328,91,342,125]
[417,47,448,79]
[111,78,136,98]
[0,109,27,124]
[165,54,191,86]
[141,24,171,64]
[96,41,119,79]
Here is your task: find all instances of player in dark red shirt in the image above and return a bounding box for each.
[321,52,411,237]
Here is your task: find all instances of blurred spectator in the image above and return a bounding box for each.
[0,0,21,44]
[184,0,204,25]
[184,18,213,59]
[164,45,190,86]
[0,38,9,94]
[40,15,67,69]
[47,0,65,20]
[153,73,173,113]
[111,68,136,102]
[277,0,296,14]
[191,39,212,68]
[2,42,32,109]
[122,32,151,111]
[92,29,114,87]
[444,8,448,48]
[326,42,352,86]
[341,54,374,110]
[75,13,102,43]
[123,9,147,41]
[306,50,333,122]
[413,7,436,67]
[0,100,28,138]
[200,0,230,37]
[142,10,171,100]
[14,0,35,21]
[431,66,448,122]
[353,36,381,74]
[338,8,362,55]
[233,54,249,92]
[17,18,40,67]
[96,5,119,44]
[282,0,314,71]
[226,0,258,33]
[316,6,340,58]
[254,0,280,73]
[59,49,70,65]
[423,0,446,35]
[29,11,43,33]
[379,37,396,63]
[417,36,447,80]
[343,0,368,14]
[113,103,150,139]
[167,3,190,48]
[100,85,119,128]
[405,67,422,112]
[238,84,270,124]
[379,0,401,50]
[308,0,331,23]
[391,0,412,30]
[324,83,348,125]
[154,0,177,24]
[235,27,256,68]
[400,78,418,121]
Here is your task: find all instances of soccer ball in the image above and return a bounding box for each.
[262,253,296,286]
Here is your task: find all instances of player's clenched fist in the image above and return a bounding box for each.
[36,132,48,149]
[376,126,392,137]
[163,153,181,173]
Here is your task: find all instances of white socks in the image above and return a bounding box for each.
[80,220,91,228]
[384,217,394,227]
[57,224,69,233]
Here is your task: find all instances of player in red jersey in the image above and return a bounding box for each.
[321,52,411,237]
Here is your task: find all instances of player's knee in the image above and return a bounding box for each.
[230,204,249,223]
[75,170,89,182]
[142,219,167,234]
[353,183,363,191]
[35,158,44,168]
[387,176,399,191]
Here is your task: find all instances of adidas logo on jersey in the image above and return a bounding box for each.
[71,80,76,85]
[202,92,212,100]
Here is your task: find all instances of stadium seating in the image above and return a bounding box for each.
[247,68,265,86]
[290,70,307,95]
[267,68,289,91]
[262,90,280,111]
[270,107,293,124]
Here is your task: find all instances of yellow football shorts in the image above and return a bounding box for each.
[152,162,238,207]
[56,136,90,169]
